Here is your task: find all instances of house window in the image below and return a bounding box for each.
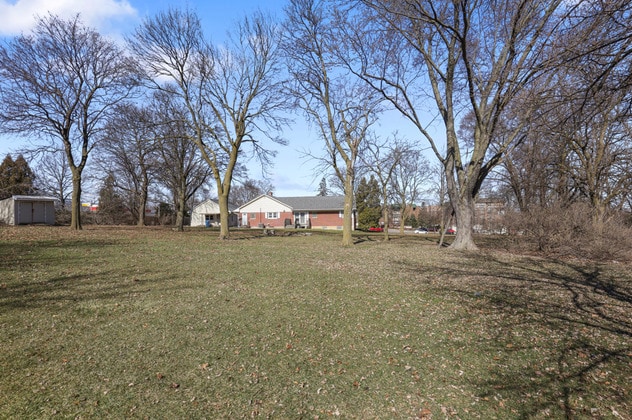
[338,211,344,218]
[311,212,318,218]
[266,212,279,219]
[250,213,256,219]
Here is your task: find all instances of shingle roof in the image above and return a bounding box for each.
[275,195,348,211]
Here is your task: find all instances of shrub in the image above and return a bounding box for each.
[504,203,632,262]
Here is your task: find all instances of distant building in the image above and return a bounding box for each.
[473,198,506,234]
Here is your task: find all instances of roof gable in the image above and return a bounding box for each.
[237,194,292,212]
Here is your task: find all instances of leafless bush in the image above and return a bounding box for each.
[504,203,632,262]
[54,209,71,226]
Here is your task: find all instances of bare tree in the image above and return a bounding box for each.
[152,92,211,231]
[283,0,382,246]
[358,133,412,240]
[552,1,632,225]
[497,0,632,226]
[128,8,287,239]
[34,151,73,209]
[390,146,432,235]
[230,179,274,207]
[342,0,572,250]
[98,103,158,226]
[0,14,138,229]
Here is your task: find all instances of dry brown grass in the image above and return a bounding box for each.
[1,226,630,418]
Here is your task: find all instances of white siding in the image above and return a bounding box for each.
[238,195,292,213]
[0,198,15,225]
[0,197,56,225]
[191,199,222,226]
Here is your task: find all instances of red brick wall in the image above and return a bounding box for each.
[241,210,345,229]
[243,211,293,227]
[310,211,343,228]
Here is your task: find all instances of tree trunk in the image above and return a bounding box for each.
[382,186,389,241]
[450,194,478,250]
[398,202,407,235]
[70,171,82,230]
[137,179,148,227]
[218,192,230,240]
[175,187,186,232]
[341,166,354,246]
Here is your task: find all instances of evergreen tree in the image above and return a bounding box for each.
[97,174,126,224]
[317,177,328,196]
[0,154,36,199]
[405,214,419,228]
[356,175,382,230]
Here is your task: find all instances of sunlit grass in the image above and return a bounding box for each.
[1,226,630,418]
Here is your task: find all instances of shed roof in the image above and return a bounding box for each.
[8,195,58,202]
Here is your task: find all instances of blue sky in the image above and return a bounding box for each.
[0,0,421,198]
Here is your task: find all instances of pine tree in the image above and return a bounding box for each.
[356,176,382,230]
[405,214,419,228]
[0,154,36,199]
[98,174,126,224]
[317,177,328,196]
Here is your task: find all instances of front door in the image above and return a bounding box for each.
[294,212,308,227]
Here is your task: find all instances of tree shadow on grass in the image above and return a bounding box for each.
[0,239,198,311]
[397,253,631,418]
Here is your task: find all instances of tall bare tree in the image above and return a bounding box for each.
[0,14,138,229]
[343,0,572,249]
[498,0,632,224]
[98,103,158,226]
[552,0,632,225]
[283,0,382,246]
[129,8,287,239]
[152,92,211,231]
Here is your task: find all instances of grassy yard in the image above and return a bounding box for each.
[1,226,630,419]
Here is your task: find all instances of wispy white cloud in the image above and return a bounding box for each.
[0,0,138,36]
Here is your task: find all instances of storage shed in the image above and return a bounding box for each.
[0,195,57,225]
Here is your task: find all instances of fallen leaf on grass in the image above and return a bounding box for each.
[418,407,432,419]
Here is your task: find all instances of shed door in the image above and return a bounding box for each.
[18,201,33,224]
[33,202,47,223]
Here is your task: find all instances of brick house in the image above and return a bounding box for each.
[237,194,355,230]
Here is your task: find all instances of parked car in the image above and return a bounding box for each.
[414,228,428,234]
[368,226,384,232]
[446,228,456,235]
